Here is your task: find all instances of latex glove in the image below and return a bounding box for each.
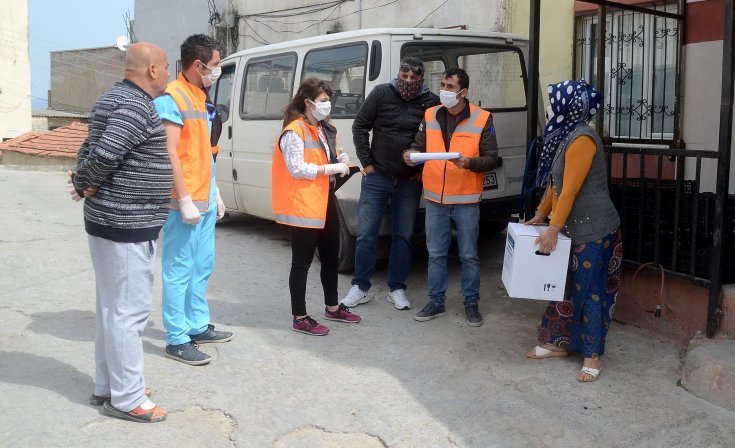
[337,151,349,165]
[323,162,350,177]
[178,195,201,225]
[216,187,225,220]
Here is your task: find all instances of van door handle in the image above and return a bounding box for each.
[228,125,232,139]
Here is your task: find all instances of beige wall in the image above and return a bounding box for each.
[0,0,32,140]
[506,0,575,104]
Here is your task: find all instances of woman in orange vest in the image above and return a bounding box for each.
[272,78,361,335]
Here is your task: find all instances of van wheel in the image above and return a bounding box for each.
[337,202,355,273]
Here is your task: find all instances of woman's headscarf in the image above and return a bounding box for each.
[536,79,603,188]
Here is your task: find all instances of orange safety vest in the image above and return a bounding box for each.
[422,103,491,204]
[272,119,330,228]
[166,74,215,212]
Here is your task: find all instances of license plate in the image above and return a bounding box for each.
[483,172,498,190]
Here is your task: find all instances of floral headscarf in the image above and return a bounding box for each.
[536,79,603,187]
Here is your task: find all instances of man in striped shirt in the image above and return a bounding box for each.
[71,42,172,423]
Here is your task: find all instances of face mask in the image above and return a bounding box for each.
[439,89,462,108]
[396,78,422,101]
[309,100,331,121]
[200,63,221,88]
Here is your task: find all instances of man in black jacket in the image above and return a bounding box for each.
[341,57,440,311]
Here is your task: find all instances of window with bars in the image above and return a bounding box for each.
[574,3,681,143]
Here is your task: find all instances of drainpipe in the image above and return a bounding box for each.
[527,0,541,145]
[707,0,735,338]
[595,3,606,136]
[524,0,541,220]
[355,0,361,30]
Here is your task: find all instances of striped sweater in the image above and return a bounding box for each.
[74,79,173,243]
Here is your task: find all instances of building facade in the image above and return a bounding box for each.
[0,0,32,141]
[48,46,126,114]
[133,0,575,91]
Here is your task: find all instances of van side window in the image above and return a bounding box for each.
[214,64,235,122]
[402,43,527,111]
[302,42,368,118]
[241,53,297,119]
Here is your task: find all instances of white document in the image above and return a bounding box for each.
[409,152,461,162]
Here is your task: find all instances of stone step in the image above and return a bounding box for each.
[681,340,735,411]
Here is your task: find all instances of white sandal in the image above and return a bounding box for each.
[527,345,569,359]
[577,366,602,382]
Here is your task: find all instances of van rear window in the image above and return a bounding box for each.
[402,43,527,111]
[302,42,368,119]
[240,53,297,119]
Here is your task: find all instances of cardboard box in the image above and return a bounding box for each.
[502,222,572,301]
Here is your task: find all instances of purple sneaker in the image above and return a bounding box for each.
[324,304,361,323]
[292,316,330,336]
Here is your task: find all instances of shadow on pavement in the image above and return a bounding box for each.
[0,351,93,405]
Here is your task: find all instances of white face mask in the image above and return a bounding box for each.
[439,89,463,108]
[201,64,222,88]
[309,100,331,121]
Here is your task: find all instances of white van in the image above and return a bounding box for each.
[212,28,537,271]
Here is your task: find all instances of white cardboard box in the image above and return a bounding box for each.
[502,222,572,301]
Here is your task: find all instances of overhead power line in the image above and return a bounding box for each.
[414,0,451,27]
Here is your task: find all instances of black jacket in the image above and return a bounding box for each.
[353,82,440,178]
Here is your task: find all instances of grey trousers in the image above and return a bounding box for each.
[88,235,156,412]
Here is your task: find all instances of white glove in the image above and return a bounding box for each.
[323,162,350,177]
[216,188,225,220]
[337,151,349,165]
[178,195,201,225]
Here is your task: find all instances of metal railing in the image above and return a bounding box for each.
[574,1,684,144]
[604,145,726,285]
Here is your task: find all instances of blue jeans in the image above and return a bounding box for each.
[425,201,480,306]
[352,171,422,292]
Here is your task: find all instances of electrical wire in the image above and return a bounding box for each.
[242,18,270,45]
[242,1,344,19]
[2,29,127,69]
[414,0,451,27]
[248,2,343,35]
[245,0,402,36]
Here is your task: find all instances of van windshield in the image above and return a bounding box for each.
[401,42,527,111]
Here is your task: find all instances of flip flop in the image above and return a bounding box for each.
[526,345,570,359]
[90,387,152,406]
[577,366,603,382]
[102,400,167,423]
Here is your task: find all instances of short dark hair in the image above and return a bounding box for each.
[443,67,469,90]
[181,34,221,70]
[399,56,425,76]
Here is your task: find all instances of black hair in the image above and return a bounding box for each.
[180,34,221,70]
[443,67,469,90]
[282,77,334,128]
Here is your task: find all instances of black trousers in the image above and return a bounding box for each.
[289,194,339,317]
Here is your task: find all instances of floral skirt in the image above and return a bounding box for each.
[537,228,623,358]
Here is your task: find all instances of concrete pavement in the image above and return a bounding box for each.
[1,166,734,447]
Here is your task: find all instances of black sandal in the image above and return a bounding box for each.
[90,387,152,406]
[102,400,167,423]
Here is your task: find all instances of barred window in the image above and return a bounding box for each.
[575,3,680,142]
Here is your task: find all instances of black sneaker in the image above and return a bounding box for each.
[465,303,483,327]
[165,342,212,366]
[413,301,446,322]
[190,324,233,344]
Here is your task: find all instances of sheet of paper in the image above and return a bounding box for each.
[409,152,461,162]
